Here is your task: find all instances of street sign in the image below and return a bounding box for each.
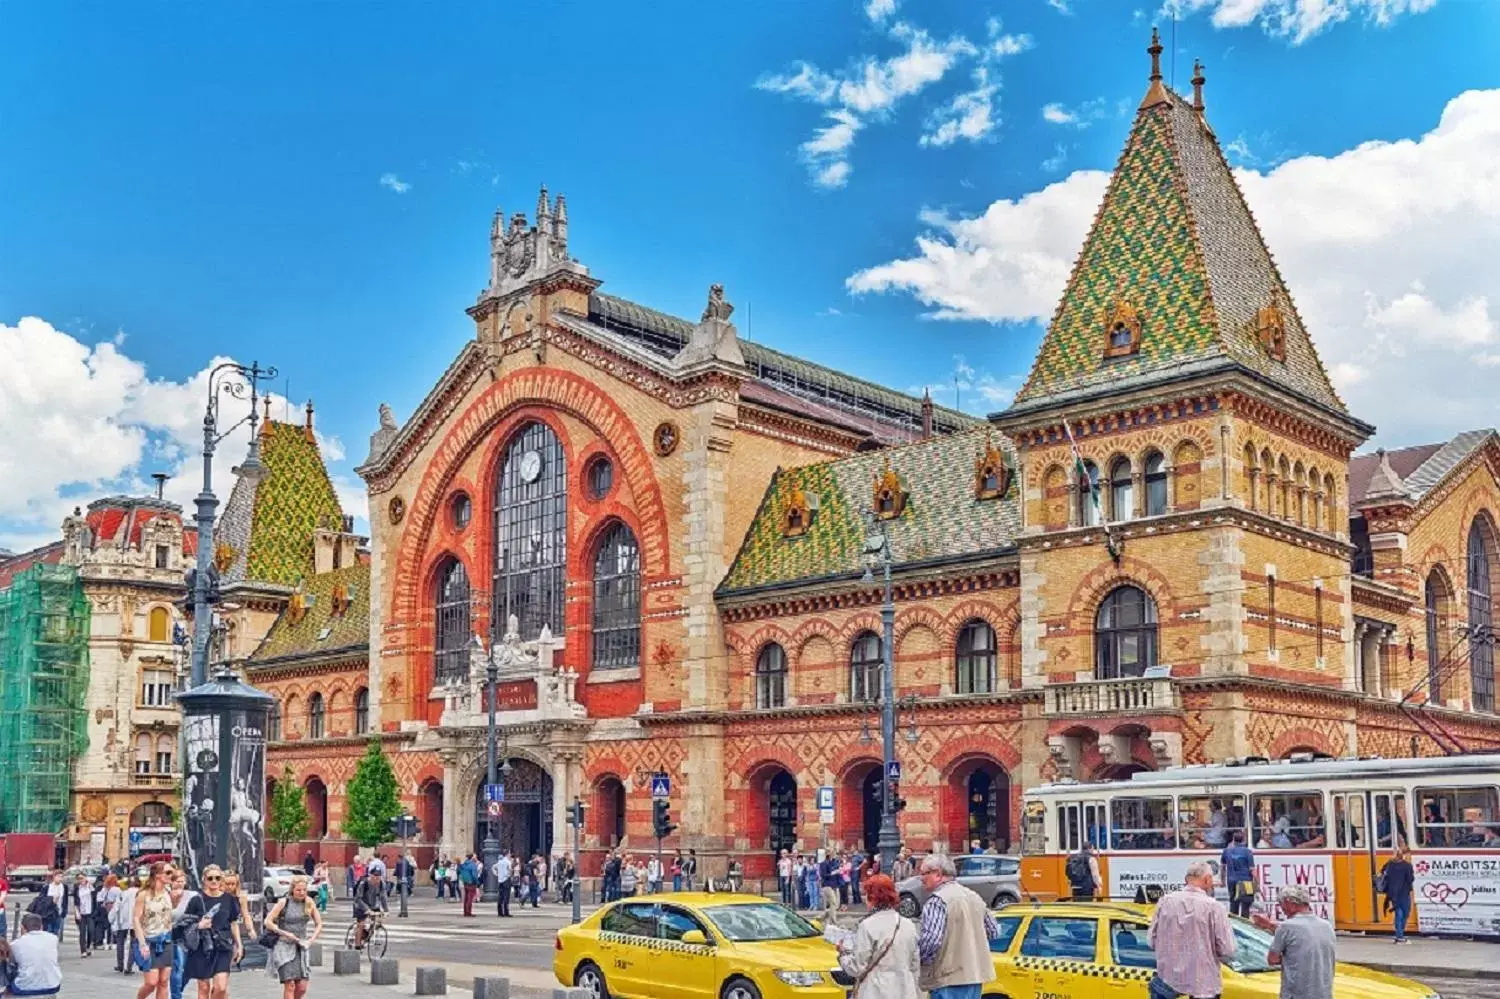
[485,783,506,803]
[886,760,902,782]
[486,800,502,817]
[650,773,671,799]
[816,786,835,810]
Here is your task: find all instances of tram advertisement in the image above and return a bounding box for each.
[1412,853,1500,935]
[1107,852,1335,920]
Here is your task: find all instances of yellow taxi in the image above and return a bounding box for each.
[982,901,1440,999]
[554,893,847,999]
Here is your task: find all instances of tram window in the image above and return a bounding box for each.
[1023,800,1048,854]
[1111,797,1177,851]
[1331,793,1366,849]
[1059,800,1109,852]
[1178,795,1245,849]
[1250,793,1327,849]
[1374,793,1411,849]
[1416,786,1500,848]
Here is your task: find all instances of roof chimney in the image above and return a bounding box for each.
[921,389,934,440]
[151,472,169,500]
[1191,59,1206,112]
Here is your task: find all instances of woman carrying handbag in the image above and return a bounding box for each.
[837,875,919,999]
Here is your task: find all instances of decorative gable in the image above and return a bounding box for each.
[1103,294,1144,359]
[873,460,908,520]
[974,437,1012,501]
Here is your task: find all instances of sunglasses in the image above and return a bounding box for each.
[204,876,222,883]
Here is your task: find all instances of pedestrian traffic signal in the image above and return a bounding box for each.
[652,798,676,839]
[569,798,587,828]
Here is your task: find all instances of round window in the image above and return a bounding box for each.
[451,492,473,531]
[587,457,615,500]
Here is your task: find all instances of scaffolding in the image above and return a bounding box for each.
[0,563,90,833]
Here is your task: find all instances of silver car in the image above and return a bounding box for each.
[896,854,1021,917]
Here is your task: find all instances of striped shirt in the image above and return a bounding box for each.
[916,887,1000,964]
[1148,885,1235,999]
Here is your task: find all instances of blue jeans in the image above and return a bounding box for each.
[930,986,982,999]
[673,875,682,892]
[171,943,187,999]
[1392,897,1412,940]
[0,911,7,940]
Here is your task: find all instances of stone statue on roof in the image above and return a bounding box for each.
[675,283,746,372]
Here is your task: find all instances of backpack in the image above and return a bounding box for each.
[27,893,59,922]
[1065,851,1093,887]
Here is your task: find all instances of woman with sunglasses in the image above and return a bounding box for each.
[182,866,244,999]
[132,861,175,999]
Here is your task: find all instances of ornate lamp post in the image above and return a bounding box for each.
[861,511,901,875]
[471,634,502,901]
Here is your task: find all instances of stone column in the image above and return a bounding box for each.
[549,754,573,857]
[440,752,465,860]
[1350,621,1367,693]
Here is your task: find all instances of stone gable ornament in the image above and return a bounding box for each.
[702,283,734,323]
[873,459,908,520]
[653,421,680,457]
[388,495,406,525]
[974,436,1012,501]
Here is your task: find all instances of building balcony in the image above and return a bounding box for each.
[130,772,179,789]
[1044,677,1179,718]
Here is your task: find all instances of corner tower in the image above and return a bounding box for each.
[994,31,1372,777]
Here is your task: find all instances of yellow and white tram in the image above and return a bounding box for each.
[1020,753,1500,935]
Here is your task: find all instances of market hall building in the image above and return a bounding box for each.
[257,39,1500,877]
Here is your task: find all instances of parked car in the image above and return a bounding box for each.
[896,854,1021,917]
[262,865,302,902]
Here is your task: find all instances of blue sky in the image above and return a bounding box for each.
[3,0,1500,549]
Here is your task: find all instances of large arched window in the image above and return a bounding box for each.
[1426,569,1452,703]
[756,643,787,709]
[1144,452,1168,516]
[1095,585,1158,679]
[851,631,882,703]
[354,687,370,735]
[592,522,641,670]
[1468,520,1495,712]
[1109,458,1133,522]
[308,693,325,739]
[434,558,471,685]
[955,620,996,695]
[493,421,568,642]
[1078,461,1102,527]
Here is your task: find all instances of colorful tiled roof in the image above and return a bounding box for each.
[248,563,369,664]
[84,496,190,552]
[0,542,64,591]
[218,420,344,587]
[718,428,1019,594]
[1011,77,1346,418]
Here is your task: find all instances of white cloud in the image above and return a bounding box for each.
[1171,0,1440,44]
[1041,143,1070,172]
[378,172,411,194]
[847,88,1500,443]
[757,14,1032,187]
[913,354,1022,414]
[0,317,368,550]
[1042,102,1077,125]
[1047,0,1073,13]
[1040,97,1117,128]
[922,69,1000,148]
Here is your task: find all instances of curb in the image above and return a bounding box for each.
[1352,961,1500,982]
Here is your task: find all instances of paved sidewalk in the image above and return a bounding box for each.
[1334,934,1500,981]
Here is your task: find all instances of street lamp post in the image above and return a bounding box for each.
[472,635,503,902]
[862,512,901,876]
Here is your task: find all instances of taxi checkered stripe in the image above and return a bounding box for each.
[1014,956,1153,981]
[599,930,712,956]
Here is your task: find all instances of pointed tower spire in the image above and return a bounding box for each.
[553,193,567,243]
[536,184,550,225]
[1192,59,1206,112]
[921,388,934,439]
[1141,27,1170,109]
[304,399,315,442]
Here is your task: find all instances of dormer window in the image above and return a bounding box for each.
[974,437,1010,501]
[1102,295,1143,359]
[873,461,908,520]
[782,484,818,538]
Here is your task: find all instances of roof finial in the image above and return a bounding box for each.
[304,399,315,442]
[261,394,272,435]
[1191,59,1206,112]
[1148,27,1163,83]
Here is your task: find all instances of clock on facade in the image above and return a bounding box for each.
[519,449,543,483]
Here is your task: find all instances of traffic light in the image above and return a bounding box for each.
[652,798,676,840]
[388,814,419,840]
[569,798,587,828]
[891,781,907,813]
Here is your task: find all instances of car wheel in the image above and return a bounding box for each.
[575,962,609,999]
[721,976,761,999]
[898,893,920,918]
[993,893,1019,908]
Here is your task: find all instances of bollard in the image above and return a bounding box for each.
[473,977,511,999]
[308,943,324,967]
[333,949,362,976]
[370,957,401,986]
[415,967,448,996]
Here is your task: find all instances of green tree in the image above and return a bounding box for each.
[343,739,401,848]
[266,766,310,853]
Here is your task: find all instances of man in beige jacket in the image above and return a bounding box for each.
[915,855,999,999]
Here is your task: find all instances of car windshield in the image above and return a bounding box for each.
[1225,919,1276,974]
[704,904,820,942]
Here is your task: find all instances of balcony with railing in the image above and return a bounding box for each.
[130,771,179,789]
[1044,676,1179,717]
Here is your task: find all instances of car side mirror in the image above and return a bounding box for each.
[680,930,709,946]
[808,919,823,932]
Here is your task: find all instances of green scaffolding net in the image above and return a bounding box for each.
[0,563,91,834]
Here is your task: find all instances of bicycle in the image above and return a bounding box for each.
[344,910,389,959]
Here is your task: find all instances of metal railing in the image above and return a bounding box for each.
[1044,677,1178,716]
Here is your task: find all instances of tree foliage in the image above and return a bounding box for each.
[343,739,401,848]
[267,766,310,850]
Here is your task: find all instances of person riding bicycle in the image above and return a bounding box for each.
[351,868,388,949]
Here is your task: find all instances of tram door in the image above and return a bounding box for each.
[1331,789,1407,928]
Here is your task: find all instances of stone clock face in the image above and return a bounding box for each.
[519,449,543,483]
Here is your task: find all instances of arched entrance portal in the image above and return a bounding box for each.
[305,778,328,839]
[946,758,1011,853]
[420,780,444,845]
[473,758,553,860]
[768,771,798,858]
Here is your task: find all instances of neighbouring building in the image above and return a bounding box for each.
[257,35,1500,879]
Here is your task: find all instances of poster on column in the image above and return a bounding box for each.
[181,714,221,883]
[1412,854,1500,935]
[226,706,268,903]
